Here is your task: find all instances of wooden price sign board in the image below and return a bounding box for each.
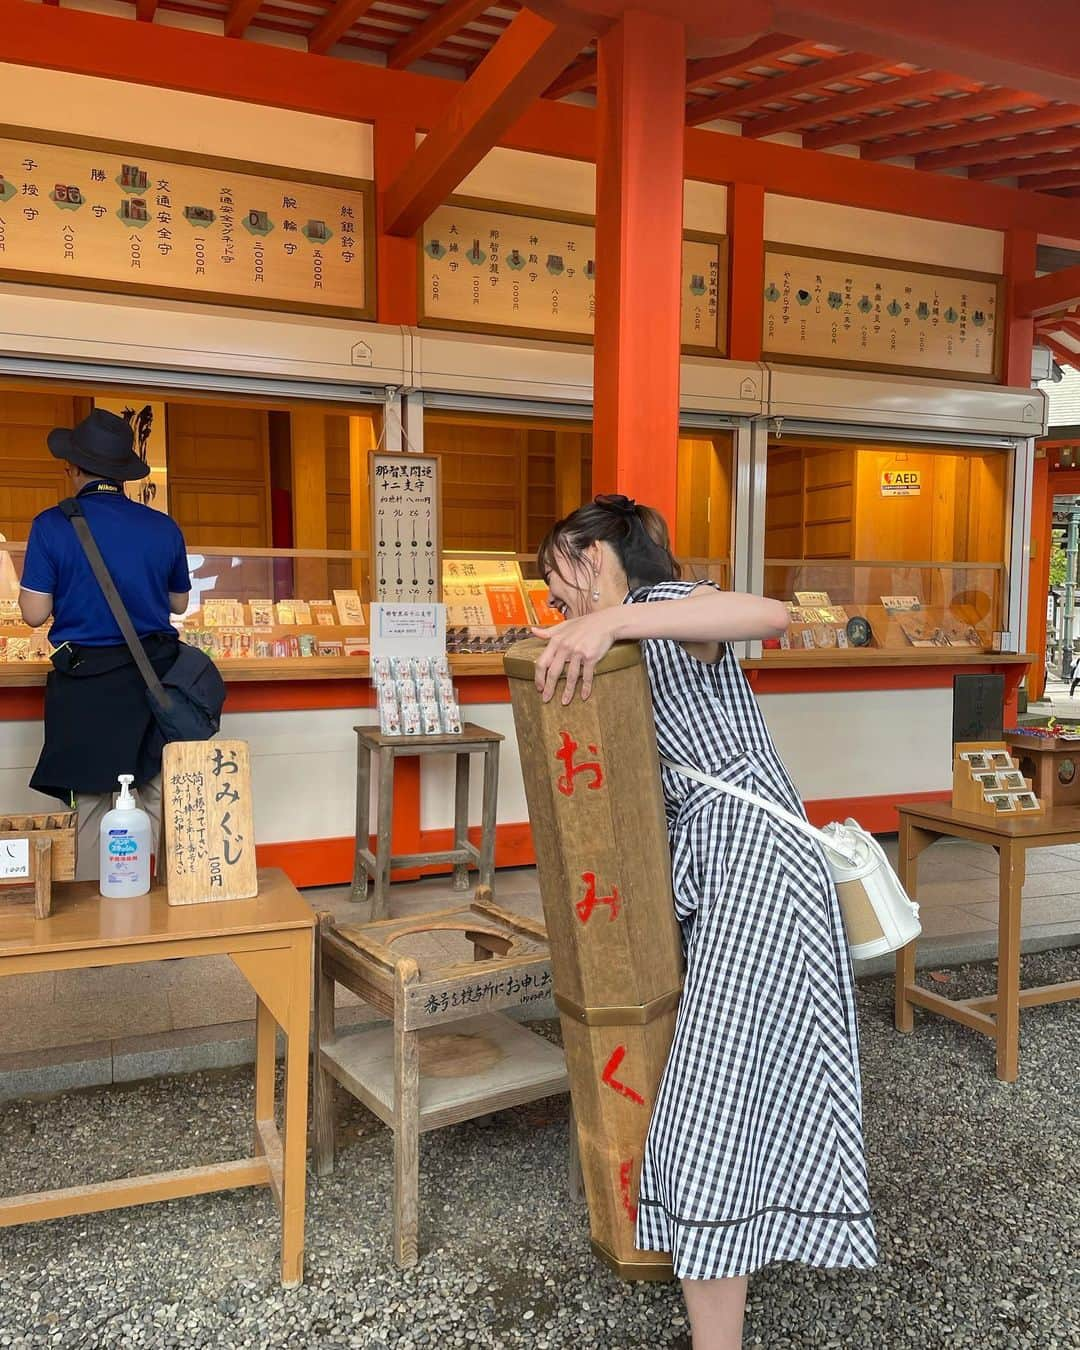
[163,740,258,905]
[370,452,441,604]
[0,126,375,320]
[420,197,728,356]
[762,244,1003,382]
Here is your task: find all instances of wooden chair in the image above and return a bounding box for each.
[313,891,568,1267]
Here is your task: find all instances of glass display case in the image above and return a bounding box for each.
[761,560,1005,658]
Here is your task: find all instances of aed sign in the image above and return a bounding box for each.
[881,469,921,497]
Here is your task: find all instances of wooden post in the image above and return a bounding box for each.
[393,956,421,1268]
[313,912,337,1178]
[505,641,682,1281]
[290,409,330,599]
[592,9,685,522]
[349,414,375,594]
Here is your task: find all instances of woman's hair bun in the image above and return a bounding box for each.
[594,493,638,518]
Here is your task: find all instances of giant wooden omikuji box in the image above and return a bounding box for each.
[505,640,683,1281]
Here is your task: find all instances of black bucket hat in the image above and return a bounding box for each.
[47,408,150,482]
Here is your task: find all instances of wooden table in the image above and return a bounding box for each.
[0,867,314,1287]
[351,723,503,920]
[896,802,1080,1081]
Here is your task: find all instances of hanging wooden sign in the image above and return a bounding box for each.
[762,244,1003,382]
[420,197,728,356]
[370,452,442,604]
[0,125,375,320]
[163,740,258,905]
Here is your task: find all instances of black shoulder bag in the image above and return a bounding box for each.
[59,498,226,743]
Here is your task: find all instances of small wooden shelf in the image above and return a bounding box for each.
[321,1013,568,1134]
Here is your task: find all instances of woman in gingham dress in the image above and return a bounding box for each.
[534,495,876,1350]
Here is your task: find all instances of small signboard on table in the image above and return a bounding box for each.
[164,740,258,905]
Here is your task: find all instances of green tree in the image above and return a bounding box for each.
[1050,544,1069,587]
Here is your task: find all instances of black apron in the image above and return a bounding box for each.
[31,632,179,802]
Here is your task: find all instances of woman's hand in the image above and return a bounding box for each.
[531,609,620,704]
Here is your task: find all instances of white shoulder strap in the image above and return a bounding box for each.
[660,757,861,866]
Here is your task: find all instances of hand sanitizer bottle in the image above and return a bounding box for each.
[99,774,152,898]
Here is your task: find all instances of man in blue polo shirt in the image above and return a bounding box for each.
[19,408,191,880]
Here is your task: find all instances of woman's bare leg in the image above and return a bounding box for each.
[682,1276,748,1350]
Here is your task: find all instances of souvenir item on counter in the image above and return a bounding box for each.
[236,632,253,658]
[0,598,20,623]
[973,771,999,788]
[372,655,393,682]
[836,630,850,649]
[249,600,274,628]
[795,591,831,607]
[316,639,343,657]
[299,634,317,657]
[433,655,450,679]
[800,629,815,650]
[255,640,272,658]
[818,605,849,625]
[397,676,419,704]
[6,637,28,661]
[960,750,991,768]
[344,638,368,657]
[333,590,366,626]
[293,601,313,625]
[984,792,1018,814]
[811,624,836,649]
[418,677,437,701]
[275,601,297,626]
[997,770,1026,791]
[881,595,921,613]
[986,750,1014,770]
[779,631,791,650]
[1015,792,1040,812]
[312,603,337,626]
[390,656,412,680]
[287,636,301,659]
[379,701,402,736]
[420,700,442,735]
[401,702,422,736]
[846,616,873,648]
[441,701,462,735]
[0,637,8,660]
[220,632,236,658]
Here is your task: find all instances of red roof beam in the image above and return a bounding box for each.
[224,0,264,38]
[1021,167,1080,190]
[685,34,805,88]
[771,0,1080,106]
[545,53,597,99]
[307,0,380,54]
[865,100,1062,162]
[385,0,493,70]
[135,0,158,20]
[1042,335,1080,369]
[1015,266,1080,319]
[971,148,1080,181]
[383,9,595,238]
[919,119,1080,170]
[686,51,885,128]
[809,86,1024,151]
[747,67,976,140]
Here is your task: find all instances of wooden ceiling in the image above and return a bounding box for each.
[103,0,1080,197]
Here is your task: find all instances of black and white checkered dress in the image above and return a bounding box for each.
[629,582,877,1281]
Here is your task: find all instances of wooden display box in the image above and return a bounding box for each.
[1007,732,1080,811]
[0,811,77,918]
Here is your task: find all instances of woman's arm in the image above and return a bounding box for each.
[533,587,788,703]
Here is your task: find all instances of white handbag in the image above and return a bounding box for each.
[662,759,922,961]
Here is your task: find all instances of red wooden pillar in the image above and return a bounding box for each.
[727,182,765,362]
[592,10,686,523]
[375,118,419,325]
[1003,227,1037,388]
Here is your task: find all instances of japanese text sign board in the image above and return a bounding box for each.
[0,127,374,320]
[420,197,728,356]
[163,740,258,905]
[370,451,441,605]
[370,603,447,664]
[762,244,1002,382]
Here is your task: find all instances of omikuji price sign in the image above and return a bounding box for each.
[163,739,258,905]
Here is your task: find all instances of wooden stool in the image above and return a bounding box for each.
[313,891,568,1268]
[351,723,503,920]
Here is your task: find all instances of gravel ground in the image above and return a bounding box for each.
[1,948,1078,1350]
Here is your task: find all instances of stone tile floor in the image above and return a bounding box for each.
[2,840,1080,1100]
